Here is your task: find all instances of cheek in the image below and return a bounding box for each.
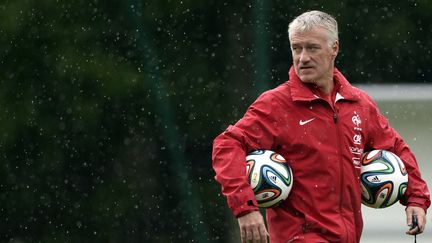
[293,58,300,68]
[319,56,331,65]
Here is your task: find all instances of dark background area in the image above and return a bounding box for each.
[0,0,431,242]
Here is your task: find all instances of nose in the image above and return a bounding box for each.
[299,49,310,63]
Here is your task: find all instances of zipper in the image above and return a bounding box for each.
[333,104,349,242]
[317,96,349,240]
[316,92,349,241]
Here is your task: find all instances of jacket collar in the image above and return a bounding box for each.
[288,66,360,102]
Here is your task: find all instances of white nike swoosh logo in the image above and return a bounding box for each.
[299,118,316,126]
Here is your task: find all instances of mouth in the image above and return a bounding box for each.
[299,66,314,70]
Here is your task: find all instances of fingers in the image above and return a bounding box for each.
[252,226,261,242]
[240,227,246,243]
[406,225,419,235]
[240,228,256,243]
[241,223,268,242]
[406,206,427,235]
[259,224,269,243]
[406,214,426,235]
[405,209,413,227]
[238,211,268,242]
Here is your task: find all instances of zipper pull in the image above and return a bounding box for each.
[333,112,338,123]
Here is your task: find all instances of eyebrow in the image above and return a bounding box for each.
[291,43,321,47]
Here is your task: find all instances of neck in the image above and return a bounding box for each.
[316,79,334,94]
[314,78,334,94]
[315,66,334,94]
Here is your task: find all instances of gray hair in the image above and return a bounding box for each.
[288,10,338,47]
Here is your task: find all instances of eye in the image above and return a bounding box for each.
[291,46,301,52]
[307,45,320,51]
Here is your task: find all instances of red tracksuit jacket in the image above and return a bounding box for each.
[212,67,430,243]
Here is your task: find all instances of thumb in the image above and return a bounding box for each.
[406,209,413,226]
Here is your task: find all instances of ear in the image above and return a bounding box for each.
[331,40,339,59]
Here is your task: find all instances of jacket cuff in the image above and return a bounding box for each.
[228,188,259,217]
[405,197,430,213]
[232,200,259,218]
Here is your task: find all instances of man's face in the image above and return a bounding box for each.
[290,27,338,85]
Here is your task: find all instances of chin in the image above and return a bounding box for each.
[299,76,315,84]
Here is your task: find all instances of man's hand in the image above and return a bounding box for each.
[406,206,426,235]
[238,211,268,243]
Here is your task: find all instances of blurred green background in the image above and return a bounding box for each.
[0,0,431,242]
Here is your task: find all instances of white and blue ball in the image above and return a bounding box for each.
[246,150,293,208]
[360,150,408,208]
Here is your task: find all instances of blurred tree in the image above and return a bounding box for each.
[0,0,431,242]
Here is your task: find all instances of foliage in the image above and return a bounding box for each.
[0,0,431,242]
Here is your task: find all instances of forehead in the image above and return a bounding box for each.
[290,27,329,45]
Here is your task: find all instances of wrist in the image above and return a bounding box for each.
[236,208,259,218]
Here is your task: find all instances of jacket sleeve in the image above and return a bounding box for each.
[366,99,431,211]
[212,92,280,217]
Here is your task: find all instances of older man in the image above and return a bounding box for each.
[212,10,430,243]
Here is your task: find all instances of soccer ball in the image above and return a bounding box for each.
[360,150,408,208]
[246,150,293,208]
